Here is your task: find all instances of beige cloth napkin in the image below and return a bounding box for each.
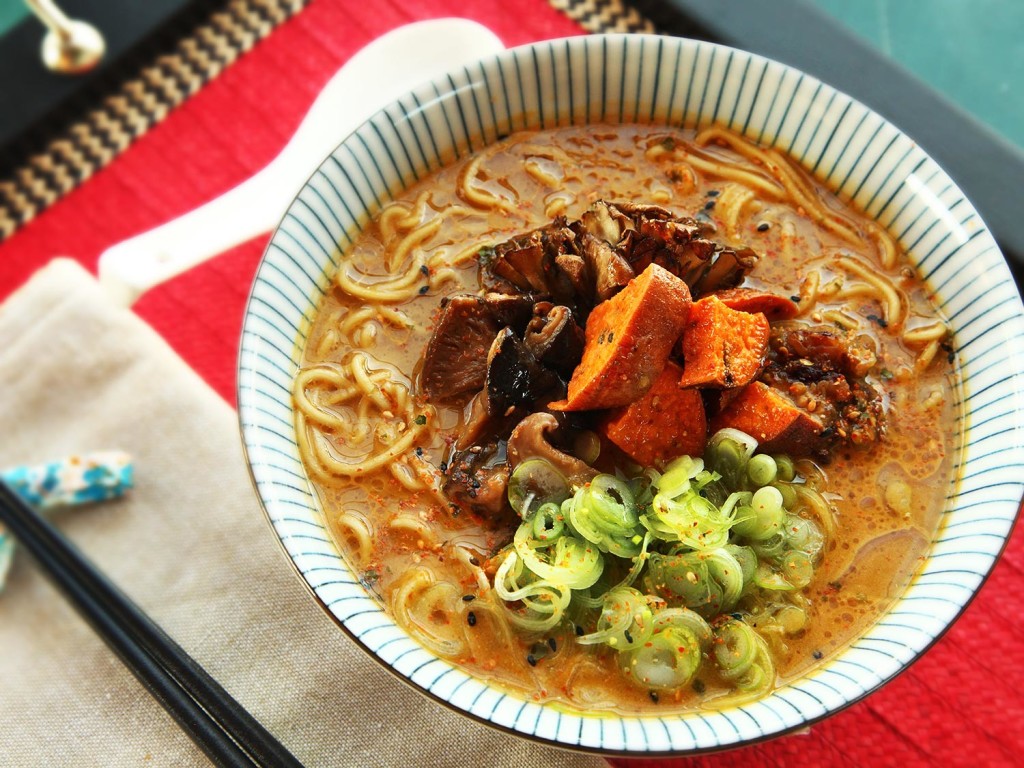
[0,259,607,768]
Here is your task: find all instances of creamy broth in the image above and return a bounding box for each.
[295,124,960,712]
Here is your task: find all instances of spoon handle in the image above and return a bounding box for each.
[25,0,72,35]
[96,19,504,308]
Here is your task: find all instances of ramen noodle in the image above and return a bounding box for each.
[293,124,960,713]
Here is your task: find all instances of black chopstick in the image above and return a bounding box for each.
[0,480,304,768]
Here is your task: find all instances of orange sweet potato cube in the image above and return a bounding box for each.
[710,381,823,455]
[677,295,769,389]
[553,264,692,411]
[711,287,799,321]
[601,361,707,466]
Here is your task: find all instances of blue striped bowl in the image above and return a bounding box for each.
[238,34,1024,754]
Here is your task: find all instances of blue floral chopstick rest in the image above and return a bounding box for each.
[0,451,134,590]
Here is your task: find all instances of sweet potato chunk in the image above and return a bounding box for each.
[711,287,799,321]
[601,362,707,466]
[677,296,769,389]
[553,264,692,411]
[711,381,823,455]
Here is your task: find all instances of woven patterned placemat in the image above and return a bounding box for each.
[0,0,656,243]
[549,0,653,33]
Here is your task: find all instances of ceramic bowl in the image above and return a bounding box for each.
[237,33,1024,755]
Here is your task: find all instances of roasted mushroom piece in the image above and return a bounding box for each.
[442,442,513,524]
[484,329,564,417]
[480,220,579,303]
[760,326,886,454]
[506,412,598,488]
[419,293,535,402]
[523,303,585,378]
[611,201,756,294]
[477,200,759,311]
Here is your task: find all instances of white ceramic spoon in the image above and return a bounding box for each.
[97,18,505,306]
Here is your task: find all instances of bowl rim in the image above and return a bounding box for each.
[237,31,1024,755]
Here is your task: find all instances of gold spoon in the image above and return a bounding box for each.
[25,0,105,74]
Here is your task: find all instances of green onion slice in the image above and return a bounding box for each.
[713,618,775,694]
[508,458,571,519]
[620,627,702,689]
[567,474,643,557]
[494,551,572,632]
[643,548,744,617]
[577,586,654,650]
[651,607,713,648]
[513,517,604,591]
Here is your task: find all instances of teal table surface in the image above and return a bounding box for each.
[813,0,1023,150]
[0,4,28,35]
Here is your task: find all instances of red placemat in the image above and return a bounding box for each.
[1,1,1021,766]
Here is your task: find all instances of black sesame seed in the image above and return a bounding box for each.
[757,222,770,232]
[575,624,584,636]
[707,189,720,197]
[462,594,476,602]
[649,690,660,703]
[469,556,480,566]
[624,630,633,644]
[420,265,429,275]
[812,649,824,660]
[440,462,448,472]
[547,637,557,652]
[415,447,423,456]
[692,679,706,694]
[467,611,477,626]
[867,313,889,328]
[530,642,553,664]
[526,654,537,667]
[704,200,716,210]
